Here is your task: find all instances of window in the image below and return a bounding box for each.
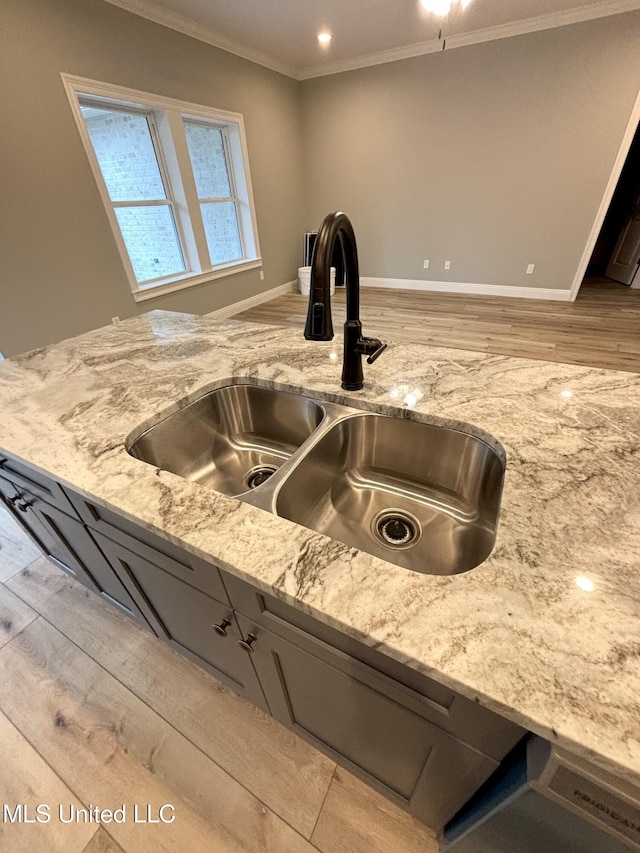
[62,75,261,301]
[183,121,244,266]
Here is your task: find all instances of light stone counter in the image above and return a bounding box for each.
[1,310,639,787]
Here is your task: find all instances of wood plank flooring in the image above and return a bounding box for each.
[0,505,41,582]
[234,277,640,373]
[0,511,438,853]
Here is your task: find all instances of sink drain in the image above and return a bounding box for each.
[244,465,278,490]
[373,510,421,549]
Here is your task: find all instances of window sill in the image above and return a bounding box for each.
[131,259,263,303]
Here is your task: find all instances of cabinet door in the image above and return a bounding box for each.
[0,481,151,629]
[0,476,98,588]
[235,613,497,832]
[223,571,524,762]
[93,532,269,713]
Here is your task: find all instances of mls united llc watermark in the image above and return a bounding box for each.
[3,803,175,824]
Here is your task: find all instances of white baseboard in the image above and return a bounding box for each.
[207,277,574,316]
[362,277,573,301]
[206,280,297,319]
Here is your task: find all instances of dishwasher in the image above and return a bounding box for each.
[440,736,640,852]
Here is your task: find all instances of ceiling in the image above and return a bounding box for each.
[104,0,640,78]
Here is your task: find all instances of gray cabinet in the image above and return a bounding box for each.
[0,454,78,514]
[87,528,269,713]
[0,456,151,628]
[234,610,498,830]
[66,490,229,603]
[0,475,97,590]
[224,572,525,831]
[222,572,526,762]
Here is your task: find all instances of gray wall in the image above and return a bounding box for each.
[300,13,640,292]
[3,2,640,356]
[0,0,304,357]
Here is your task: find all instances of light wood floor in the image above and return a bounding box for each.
[234,277,640,373]
[0,506,438,853]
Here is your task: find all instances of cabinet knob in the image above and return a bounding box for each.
[213,617,232,637]
[238,632,258,654]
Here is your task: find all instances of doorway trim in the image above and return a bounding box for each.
[569,84,640,301]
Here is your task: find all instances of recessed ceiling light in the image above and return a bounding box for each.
[420,0,473,15]
[317,32,332,45]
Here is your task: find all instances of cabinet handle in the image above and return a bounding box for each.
[0,459,6,468]
[18,499,34,513]
[238,632,258,654]
[7,494,21,507]
[212,617,232,638]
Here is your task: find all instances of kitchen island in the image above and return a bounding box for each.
[0,309,638,804]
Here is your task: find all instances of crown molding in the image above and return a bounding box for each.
[299,0,640,79]
[100,0,298,78]
[101,0,640,82]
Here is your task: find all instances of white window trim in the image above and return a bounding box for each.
[61,73,262,301]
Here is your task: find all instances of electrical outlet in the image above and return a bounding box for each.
[526,264,535,275]
[111,316,120,324]
[444,260,451,270]
[423,260,430,270]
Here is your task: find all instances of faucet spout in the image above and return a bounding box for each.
[304,211,385,391]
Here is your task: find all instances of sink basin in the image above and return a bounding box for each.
[128,385,325,497]
[128,383,504,576]
[274,414,504,575]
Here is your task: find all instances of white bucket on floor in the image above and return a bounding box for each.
[299,266,336,297]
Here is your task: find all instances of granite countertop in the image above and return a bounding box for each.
[1,310,639,786]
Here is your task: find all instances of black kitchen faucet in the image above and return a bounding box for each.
[304,211,386,390]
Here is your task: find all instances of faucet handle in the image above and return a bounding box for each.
[367,343,387,364]
[360,338,387,364]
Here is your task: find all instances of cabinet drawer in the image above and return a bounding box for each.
[236,613,497,831]
[67,492,229,604]
[94,532,268,712]
[224,571,524,760]
[0,454,77,516]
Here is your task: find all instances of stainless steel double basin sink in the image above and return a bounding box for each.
[127,383,505,576]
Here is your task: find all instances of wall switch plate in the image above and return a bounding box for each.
[444,260,451,270]
[423,260,430,269]
[259,270,265,280]
[526,264,535,274]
